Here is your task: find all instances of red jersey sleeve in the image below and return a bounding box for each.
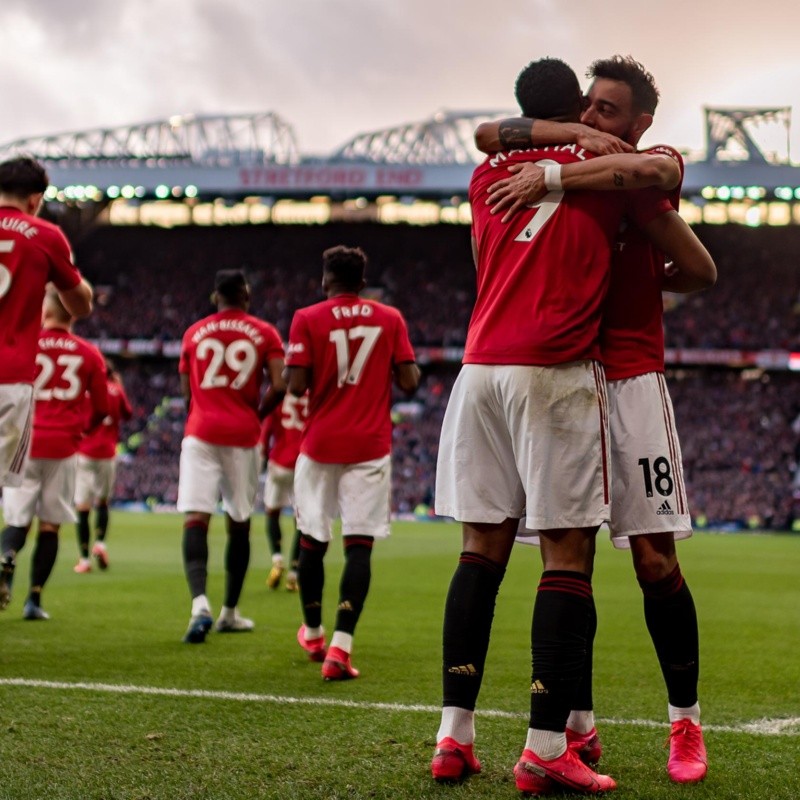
[286,311,313,368]
[41,224,82,291]
[626,146,684,227]
[86,348,110,423]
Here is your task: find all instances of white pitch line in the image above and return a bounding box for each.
[1,678,798,737]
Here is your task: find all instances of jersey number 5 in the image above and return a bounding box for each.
[0,240,15,299]
[329,326,382,387]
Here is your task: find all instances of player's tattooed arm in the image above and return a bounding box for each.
[499,119,535,150]
[486,153,679,222]
[475,118,633,155]
[475,118,534,153]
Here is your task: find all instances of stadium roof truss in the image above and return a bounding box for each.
[2,107,800,203]
[704,106,791,165]
[331,110,511,165]
[0,112,300,166]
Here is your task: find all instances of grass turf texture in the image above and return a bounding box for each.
[0,512,798,799]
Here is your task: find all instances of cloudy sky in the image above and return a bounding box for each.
[1,0,799,161]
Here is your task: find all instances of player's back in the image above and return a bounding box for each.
[180,308,284,448]
[79,377,132,459]
[0,208,79,385]
[288,294,415,464]
[261,393,308,470]
[31,328,108,460]
[601,145,684,381]
[467,145,629,366]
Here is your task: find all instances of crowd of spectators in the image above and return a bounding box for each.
[664,225,800,350]
[52,222,800,530]
[74,223,476,345]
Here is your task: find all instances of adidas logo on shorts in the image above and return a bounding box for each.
[656,500,674,515]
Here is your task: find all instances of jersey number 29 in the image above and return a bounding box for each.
[197,338,258,390]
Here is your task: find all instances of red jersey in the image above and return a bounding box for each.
[30,327,109,460]
[0,207,82,385]
[286,294,416,464]
[260,392,308,470]
[179,308,284,448]
[601,146,684,381]
[78,376,133,460]
[466,145,668,365]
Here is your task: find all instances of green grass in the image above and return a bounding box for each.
[0,513,798,799]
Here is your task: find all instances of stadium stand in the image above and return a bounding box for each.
[56,221,800,531]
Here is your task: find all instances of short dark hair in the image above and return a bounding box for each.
[213,269,249,304]
[322,245,367,290]
[587,55,659,115]
[0,156,49,198]
[515,57,583,121]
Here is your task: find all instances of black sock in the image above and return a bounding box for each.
[297,532,328,629]
[442,551,506,711]
[29,530,59,604]
[335,536,374,636]
[76,511,90,558]
[95,504,109,542]
[572,595,597,714]
[289,528,301,570]
[266,512,282,557]
[182,520,209,599]
[530,571,593,732]
[2,525,29,562]
[224,518,251,608]
[639,565,699,709]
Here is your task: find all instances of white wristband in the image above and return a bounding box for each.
[543,164,563,191]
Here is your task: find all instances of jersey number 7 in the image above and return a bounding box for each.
[514,160,565,244]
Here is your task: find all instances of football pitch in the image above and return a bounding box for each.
[0,513,797,800]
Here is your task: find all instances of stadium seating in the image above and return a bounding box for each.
[68,222,800,530]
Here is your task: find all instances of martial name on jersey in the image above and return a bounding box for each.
[486,143,590,170]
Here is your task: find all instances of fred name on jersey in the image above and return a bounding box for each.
[331,303,374,320]
[190,317,265,346]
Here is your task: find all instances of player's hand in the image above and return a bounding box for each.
[486,163,547,222]
[574,125,634,155]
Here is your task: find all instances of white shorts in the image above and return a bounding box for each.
[294,453,392,542]
[264,460,295,511]
[436,363,610,531]
[606,373,691,547]
[176,436,259,522]
[2,456,78,526]
[0,383,34,489]
[74,455,117,506]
